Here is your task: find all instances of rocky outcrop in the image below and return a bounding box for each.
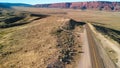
[34,1,120,11]
[49,3,71,8]
[34,3,71,8]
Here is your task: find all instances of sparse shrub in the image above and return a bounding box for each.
[0,44,4,49]
[47,60,65,68]
[49,19,84,67]
[2,51,13,57]
[50,20,79,66]
[51,27,63,35]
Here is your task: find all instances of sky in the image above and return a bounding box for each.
[0,0,120,4]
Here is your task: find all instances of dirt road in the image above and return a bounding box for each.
[85,24,105,68]
[77,24,105,68]
[77,25,92,68]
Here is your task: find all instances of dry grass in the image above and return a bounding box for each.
[14,7,120,30]
[0,14,83,68]
[0,16,67,68]
[0,7,119,68]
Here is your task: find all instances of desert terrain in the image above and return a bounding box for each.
[0,3,120,68]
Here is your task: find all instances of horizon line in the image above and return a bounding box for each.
[0,1,120,5]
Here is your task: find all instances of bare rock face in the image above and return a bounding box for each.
[34,4,51,8]
[49,3,71,8]
[34,3,71,8]
[70,2,120,11]
[34,1,120,11]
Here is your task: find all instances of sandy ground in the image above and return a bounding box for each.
[77,26,92,68]
[88,23,119,68]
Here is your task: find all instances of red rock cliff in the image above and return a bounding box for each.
[34,1,120,11]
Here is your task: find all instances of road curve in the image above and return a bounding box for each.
[85,24,105,68]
